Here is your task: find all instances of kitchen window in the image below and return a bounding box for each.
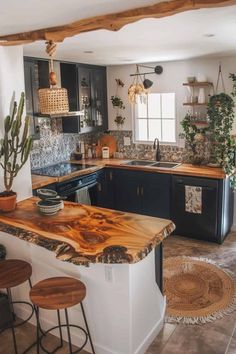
[134,92,176,143]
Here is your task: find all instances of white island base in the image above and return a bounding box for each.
[0,232,165,354]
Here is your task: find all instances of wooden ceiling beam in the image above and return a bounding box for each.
[0,0,236,44]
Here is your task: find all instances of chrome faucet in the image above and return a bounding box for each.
[153,138,161,162]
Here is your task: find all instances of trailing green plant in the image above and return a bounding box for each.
[180,113,209,164]
[0,244,6,260]
[0,92,33,193]
[111,96,125,110]
[229,73,236,97]
[207,93,236,187]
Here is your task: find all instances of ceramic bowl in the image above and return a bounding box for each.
[37,188,58,200]
[36,200,62,215]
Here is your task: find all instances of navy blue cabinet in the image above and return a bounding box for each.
[114,169,171,218]
[97,169,115,209]
[60,62,108,134]
[171,175,233,243]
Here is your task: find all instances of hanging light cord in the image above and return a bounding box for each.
[45,40,57,87]
[216,62,225,94]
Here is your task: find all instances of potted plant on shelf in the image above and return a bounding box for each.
[0,92,33,212]
[207,92,236,187]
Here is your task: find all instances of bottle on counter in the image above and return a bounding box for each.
[87,146,92,159]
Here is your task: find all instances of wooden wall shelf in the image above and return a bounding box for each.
[183,103,207,106]
[183,82,213,87]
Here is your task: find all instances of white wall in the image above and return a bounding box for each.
[0,46,32,200]
[107,56,236,140]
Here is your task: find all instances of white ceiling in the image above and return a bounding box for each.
[1,1,236,65]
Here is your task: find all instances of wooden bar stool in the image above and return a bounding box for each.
[30,276,95,354]
[0,259,34,354]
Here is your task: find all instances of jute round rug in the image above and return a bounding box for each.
[164,256,236,325]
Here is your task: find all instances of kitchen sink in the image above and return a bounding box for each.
[123,160,181,169]
[151,162,180,168]
[124,160,156,166]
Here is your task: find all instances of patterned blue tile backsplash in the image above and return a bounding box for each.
[31,119,209,169]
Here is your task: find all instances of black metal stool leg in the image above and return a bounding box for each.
[80,303,96,354]
[36,306,40,354]
[65,308,73,354]
[10,322,18,354]
[57,309,63,348]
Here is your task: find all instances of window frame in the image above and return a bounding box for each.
[133,92,177,145]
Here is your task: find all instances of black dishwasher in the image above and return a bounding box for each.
[171,175,220,242]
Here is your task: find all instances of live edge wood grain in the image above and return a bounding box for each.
[0,0,235,44]
[0,198,175,267]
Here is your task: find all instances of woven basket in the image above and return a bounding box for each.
[38,87,69,114]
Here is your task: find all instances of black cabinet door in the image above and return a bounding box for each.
[141,172,171,219]
[78,66,93,132]
[92,68,108,131]
[97,169,115,209]
[24,59,40,139]
[171,176,219,241]
[114,170,141,214]
[60,62,80,133]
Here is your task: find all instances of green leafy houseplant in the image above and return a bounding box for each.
[180,113,209,165]
[111,93,126,127]
[0,92,33,211]
[229,73,236,97]
[207,93,236,186]
[111,96,125,110]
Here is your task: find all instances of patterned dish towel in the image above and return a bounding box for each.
[185,186,202,214]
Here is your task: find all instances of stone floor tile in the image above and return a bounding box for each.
[226,338,236,354]
[146,323,176,353]
[160,325,231,354]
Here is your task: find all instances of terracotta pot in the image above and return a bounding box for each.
[0,192,17,212]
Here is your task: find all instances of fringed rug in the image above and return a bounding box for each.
[164,256,236,325]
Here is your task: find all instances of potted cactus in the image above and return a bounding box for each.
[0,92,32,212]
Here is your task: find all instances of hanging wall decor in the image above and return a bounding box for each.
[111,78,126,128]
[38,41,69,115]
[128,64,163,104]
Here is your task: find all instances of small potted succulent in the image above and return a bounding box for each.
[0,92,32,212]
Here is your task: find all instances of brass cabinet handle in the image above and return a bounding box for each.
[98,183,102,192]
[137,186,140,196]
[109,171,113,181]
[141,186,144,196]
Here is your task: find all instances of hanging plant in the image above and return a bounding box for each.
[111,96,125,110]
[207,93,236,187]
[114,115,125,126]
[111,79,126,128]
[229,73,236,97]
[180,113,209,165]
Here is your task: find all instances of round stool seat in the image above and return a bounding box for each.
[0,259,32,288]
[30,277,86,310]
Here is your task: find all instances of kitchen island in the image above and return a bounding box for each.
[0,198,174,354]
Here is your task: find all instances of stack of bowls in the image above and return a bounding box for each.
[36,189,63,216]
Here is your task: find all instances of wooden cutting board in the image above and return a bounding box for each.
[98,134,117,158]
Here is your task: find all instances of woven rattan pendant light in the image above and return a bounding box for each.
[38,41,69,115]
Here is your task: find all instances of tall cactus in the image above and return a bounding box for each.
[0,92,33,192]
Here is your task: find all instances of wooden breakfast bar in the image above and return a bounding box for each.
[0,198,174,354]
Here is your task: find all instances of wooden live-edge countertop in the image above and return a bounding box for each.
[32,159,226,190]
[0,198,175,266]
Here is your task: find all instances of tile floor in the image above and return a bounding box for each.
[1,232,236,354]
[147,231,236,354]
